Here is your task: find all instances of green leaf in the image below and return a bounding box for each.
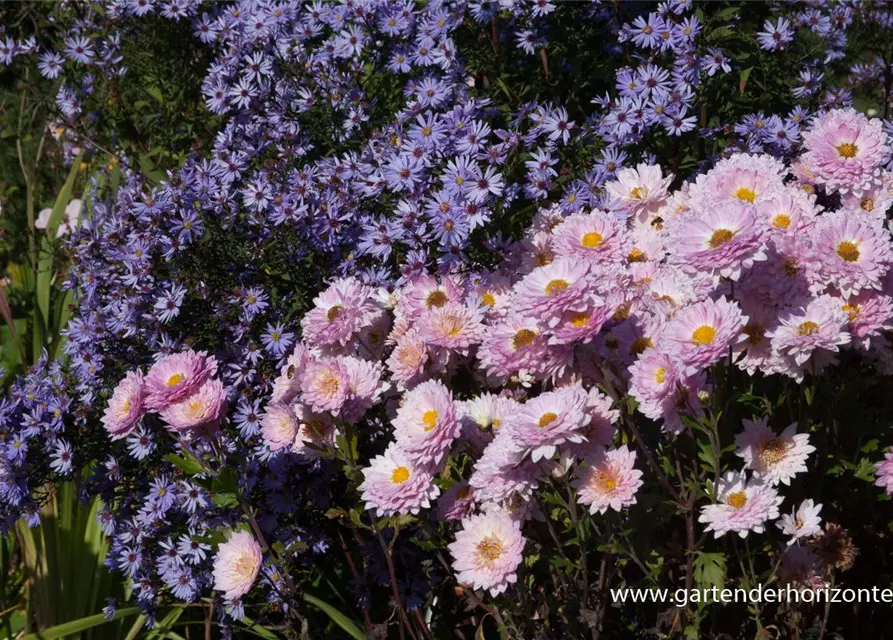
[165,451,207,476]
[693,552,727,592]
[20,607,141,640]
[739,67,753,94]
[303,593,365,640]
[212,492,239,509]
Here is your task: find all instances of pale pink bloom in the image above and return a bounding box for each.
[735,418,814,486]
[261,402,299,451]
[665,297,748,371]
[561,387,619,458]
[835,290,893,350]
[604,162,673,221]
[777,499,823,545]
[756,186,819,235]
[514,259,591,326]
[736,235,820,310]
[300,358,350,414]
[812,211,893,297]
[547,296,613,346]
[341,356,388,423]
[627,225,668,264]
[159,379,227,432]
[212,530,262,601]
[436,482,476,521]
[875,447,893,495]
[358,445,440,517]
[392,379,460,465]
[478,314,549,379]
[732,298,781,375]
[292,404,336,458]
[551,211,629,264]
[573,445,643,514]
[687,153,787,208]
[628,349,685,421]
[102,369,147,440]
[802,107,889,196]
[270,344,312,404]
[386,329,430,388]
[839,171,893,224]
[448,510,525,596]
[470,433,541,504]
[301,277,376,348]
[144,350,218,410]
[517,230,557,274]
[417,302,484,350]
[400,274,466,315]
[643,268,708,315]
[768,295,850,377]
[505,385,589,463]
[460,394,518,450]
[698,471,783,538]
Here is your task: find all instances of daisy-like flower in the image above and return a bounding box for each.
[572,445,643,514]
[300,358,350,414]
[102,370,147,440]
[687,153,787,208]
[735,418,814,485]
[835,290,893,350]
[756,187,819,234]
[812,212,893,297]
[768,295,850,375]
[839,172,893,224]
[777,499,823,545]
[514,259,591,326]
[732,299,780,375]
[301,277,377,348]
[698,471,783,538]
[392,380,460,465]
[436,482,476,521]
[506,385,589,463]
[386,329,430,388]
[665,297,747,371]
[417,302,484,350]
[875,447,893,495]
[270,344,311,404]
[548,296,613,346]
[551,212,628,265]
[461,394,517,450]
[341,356,387,423]
[670,201,767,280]
[802,108,890,196]
[604,162,673,221]
[159,379,228,432]
[478,314,549,378]
[470,434,541,504]
[144,350,218,410]
[737,236,820,310]
[358,446,440,517]
[212,531,262,601]
[448,510,525,596]
[260,402,298,452]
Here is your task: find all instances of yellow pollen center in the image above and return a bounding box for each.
[630,186,647,200]
[476,536,504,562]
[735,187,756,203]
[318,371,341,396]
[627,248,647,263]
[691,325,716,345]
[327,306,342,322]
[569,312,590,328]
[391,466,410,484]
[581,232,604,248]
[538,412,558,428]
[545,279,570,296]
[842,303,860,320]
[444,220,454,231]
[836,142,858,159]
[727,491,747,509]
[759,438,790,465]
[708,228,735,248]
[482,292,496,307]
[861,199,875,212]
[422,410,438,432]
[771,214,791,230]
[166,373,185,387]
[797,321,820,336]
[426,290,448,308]
[836,240,860,262]
[594,471,618,493]
[512,328,537,350]
[630,337,653,355]
[655,367,667,384]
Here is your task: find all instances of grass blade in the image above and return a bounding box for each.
[303,593,365,640]
[19,607,140,640]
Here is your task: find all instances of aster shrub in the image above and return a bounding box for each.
[4,1,893,639]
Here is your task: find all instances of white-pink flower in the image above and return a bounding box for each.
[735,418,814,486]
[212,530,262,601]
[448,510,525,596]
[572,445,643,514]
[698,471,783,538]
[101,369,146,440]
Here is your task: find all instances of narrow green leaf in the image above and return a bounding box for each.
[165,451,207,476]
[20,607,140,640]
[303,593,365,640]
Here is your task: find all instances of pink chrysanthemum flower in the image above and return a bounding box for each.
[767,295,850,376]
[627,225,668,264]
[643,268,709,316]
[392,380,460,465]
[551,211,628,264]
[478,314,549,378]
[737,236,821,310]
[698,471,783,538]
[301,277,376,348]
[102,369,147,440]
[400,274,466,315]
[358,446,440,517]
[605,162,673,221]
[506,385,589,463]
[802,108,889,196]
[812,212,893,297]
[735,418,814,486]
[687,153,787,208]
[514,259,591,326]
[839,171,893,224]
[261,402,299,452]
[448,510,525,596]
[835,290,893,350]
[386,329,430,389]
[461,394,518,451]
[670,201,767,280]
[548,296,613,346]
[145,350,218,410]
[300,358,350,414]
[436,482,476,521]
[270,344,311,405]
[417,302,484,350]
[756,187,819,235]
[470,434,541,504]
[875,447,893,495]
[665,297,747,371]
[159,379,227,432]
[573,445,643,514]
[732,298,780,375]
[292,404,336,458]
[628,349,684,417]
[517,230,557,274]
[562,387,619,458]
[778,499,823,545]
[212,530,262,601]
[341,356,387,423]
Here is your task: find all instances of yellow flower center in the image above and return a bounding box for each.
[512,328,537,350]
[861,198,875,212]
[630,186,647,200]
[759,438,790,465]
[593,471,618,493]
[797,321,820,336]
[569,312,590,328]
[655,367,666,384]
[630,337,653,355]
[627,248,647,263]
[545,279,570,296]
[836,142,858,159]
[538,412,558,428]
[327,306,342,322]
[735,187,756,203]
[481,292,496,307]
[612,302,632,321]
[708,228,735,248]
[783,259,800,276]
[422,410,438,432]
[536,251,554,266]
[166,373,185,387]
[391,466,410,484]
[770,213,791,230]
[842,303,860,320]
[836,240,860,262]
[426,290,448,308]
[476,535,504,562]
[581,232,604,248]
[727,491,747,509]
[318,371,341,396]
[691,325,716,345]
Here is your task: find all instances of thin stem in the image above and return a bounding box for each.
[369,513,418,640]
